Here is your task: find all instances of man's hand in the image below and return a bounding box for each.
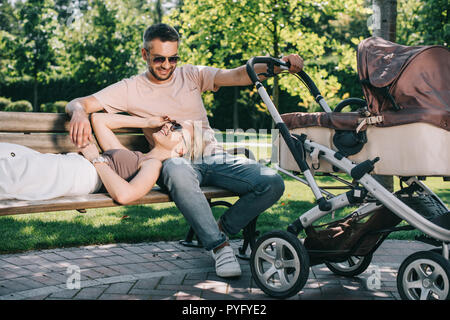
[146,115,172,128]
[280,54,304,74]
[69,109,94,148]
[79,143,100,162]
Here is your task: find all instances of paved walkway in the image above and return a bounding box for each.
[0,239,435,300]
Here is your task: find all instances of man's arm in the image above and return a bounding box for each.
[213,54,304,88]
[66,95,104,148]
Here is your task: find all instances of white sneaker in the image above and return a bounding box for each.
[212,245,242,278]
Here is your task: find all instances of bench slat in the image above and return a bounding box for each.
[0,133,149,153]
[0,111,142,133]
[0,187,236,216]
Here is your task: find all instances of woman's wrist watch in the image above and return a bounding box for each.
[91,156,108,165]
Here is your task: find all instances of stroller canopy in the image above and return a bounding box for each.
[357,37,450,131]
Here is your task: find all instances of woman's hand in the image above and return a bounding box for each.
[146,115,172,128]
[80,143,100,162]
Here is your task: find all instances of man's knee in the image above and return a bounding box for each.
[250,163,284,192]
[161,158,199,189]
[263,173,285,201]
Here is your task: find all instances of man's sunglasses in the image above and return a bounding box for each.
[147,54,180,66]
[153,55,180,64]
[144,48,180,65]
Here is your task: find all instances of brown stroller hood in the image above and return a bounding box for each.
[357,37,450,131]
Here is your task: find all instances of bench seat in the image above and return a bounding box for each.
[0,186,236,217]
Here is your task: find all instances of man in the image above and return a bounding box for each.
[66,23,303,278]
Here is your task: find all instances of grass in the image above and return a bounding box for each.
[0,137,448,254]
[0,172,447,254]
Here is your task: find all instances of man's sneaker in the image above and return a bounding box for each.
[212,245,242,278]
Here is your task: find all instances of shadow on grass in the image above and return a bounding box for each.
[0,198,318,254]
[436,187,449,204]
[1,182,446,254]
[0,204,197,254]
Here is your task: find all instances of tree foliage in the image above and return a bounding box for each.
[63,0,147,86]
[0,0,447,129]
[397,0,449,46]
[166,0,370,117]
[13,0,60,111]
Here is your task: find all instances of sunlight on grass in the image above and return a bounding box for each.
[0,155,448,253]
[19,225,35,235]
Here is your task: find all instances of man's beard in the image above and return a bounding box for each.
[149,65,175,81]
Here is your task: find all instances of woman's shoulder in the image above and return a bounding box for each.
[103,149,143,162]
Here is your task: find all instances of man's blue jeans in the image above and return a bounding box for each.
[157,153,285,251]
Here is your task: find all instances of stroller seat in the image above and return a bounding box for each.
[278,112,450,176]
[278,37,450,177]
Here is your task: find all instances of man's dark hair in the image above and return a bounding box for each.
[143,23,180,50]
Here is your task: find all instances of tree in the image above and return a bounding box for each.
[0,30,17,81]
[368,0,398,192]
[397,0,449,46]
[64,0,147,87]
[371,0,397,42]
[0,0,19,34]
[14,0,59,111]
[416,0,449,45]
[166,0,369,129]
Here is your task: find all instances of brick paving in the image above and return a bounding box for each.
[0,239,436,300]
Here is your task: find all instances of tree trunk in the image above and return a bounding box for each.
[33,77,39,112]
[372,0,397,42]
[233,86,239,129]
[372,0,397,191]
[154,0,163,24]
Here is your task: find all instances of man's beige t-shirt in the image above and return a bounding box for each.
[93,64,223,156]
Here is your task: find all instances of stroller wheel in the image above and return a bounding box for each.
[397,251,450,300]
[324,254,373,277]
[250,230,309,299]
[431,247,450,258]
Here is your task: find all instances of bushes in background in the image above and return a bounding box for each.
[40,101,68,113]
[0,97,68,113]
[4,100,33,112]
[0,97,12,111]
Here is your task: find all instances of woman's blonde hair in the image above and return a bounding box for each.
[180,120,204,161]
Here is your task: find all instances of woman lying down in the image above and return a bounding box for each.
[0,113,192,203]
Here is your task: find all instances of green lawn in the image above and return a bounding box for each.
[0,171,447,254]
[0,135,448,254]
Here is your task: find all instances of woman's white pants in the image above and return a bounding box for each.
[0,143,102,200]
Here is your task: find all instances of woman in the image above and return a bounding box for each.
[81,112,190,204]
[0,113,190,203]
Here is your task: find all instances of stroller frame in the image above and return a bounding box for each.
[245,57,450,300]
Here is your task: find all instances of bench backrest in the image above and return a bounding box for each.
[0,111,150,153]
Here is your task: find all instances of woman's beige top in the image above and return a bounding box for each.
[102,149,151,181]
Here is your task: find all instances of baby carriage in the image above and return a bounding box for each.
[246,37,450,300]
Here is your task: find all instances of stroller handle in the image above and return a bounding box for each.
[246,57,332,112]
[246,56,290,84]
[246,56,333,214]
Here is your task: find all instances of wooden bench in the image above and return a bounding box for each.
[0,111,258,257]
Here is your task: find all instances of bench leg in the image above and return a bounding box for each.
[180,199,233,249]
[179,226,203,248]
[179,199,260,259]
[236,217,259,260]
